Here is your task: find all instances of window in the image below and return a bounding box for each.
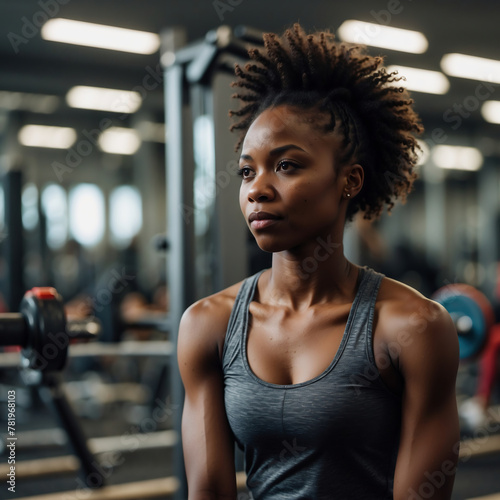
[41,183,68,249]
[69,183,105,247]
[109,185,142,247]
[22,183,39,231]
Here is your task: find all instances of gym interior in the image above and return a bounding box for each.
[1,1,500,499]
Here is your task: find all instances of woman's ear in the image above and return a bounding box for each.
[344,163,364,198]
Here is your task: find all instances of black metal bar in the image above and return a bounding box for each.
[2,170,24,311]
[0,312,27,346]
[39,373,106,489]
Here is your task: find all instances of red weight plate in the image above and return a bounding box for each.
[30,287,58,300]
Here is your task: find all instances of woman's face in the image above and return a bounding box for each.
[239,104,352,254]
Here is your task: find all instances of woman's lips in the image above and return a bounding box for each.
[250,218,281,229]
[248,211,282,230]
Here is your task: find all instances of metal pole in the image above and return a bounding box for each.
[162,27,257,497]
[478,160,499,298]
[423,163,446,272]
[164,28,195,499]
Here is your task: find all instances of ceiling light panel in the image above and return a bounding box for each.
[338,20,428,54]
[481,101,500,124]
[42,18,160,55]
[66,86,142,113]
[387,65,449,94]
[98,127,141,155]
[18,125,77,149]
[441,53,500,84]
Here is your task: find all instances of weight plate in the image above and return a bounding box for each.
[433,284,492,360]
[20,289,68,372]
[453,285,495,332]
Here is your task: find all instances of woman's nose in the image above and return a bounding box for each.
[247,173,275,203]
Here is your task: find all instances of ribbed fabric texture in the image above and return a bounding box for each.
[222,267,401,499]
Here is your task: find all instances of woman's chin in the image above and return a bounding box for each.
[254,237,296,254]
[256,244,280,254]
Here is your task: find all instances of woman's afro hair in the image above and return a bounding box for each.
[229,23,423,220]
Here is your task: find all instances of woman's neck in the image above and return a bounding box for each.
[263,240,359,311]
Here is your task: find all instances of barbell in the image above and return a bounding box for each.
[0,287,106,488]
[433,283,496,360]
[0,286,101,372]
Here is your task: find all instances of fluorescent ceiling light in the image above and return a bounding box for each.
[338,20,428,54]
[431,145,483,171]
[387,65,449,95]
[441,53,500,84]
[18,125,76,149]
[66,86,142,113]
[481,100,500,124]
[99,127,141,155]
[41,18,160,55]
[0,91,60,113]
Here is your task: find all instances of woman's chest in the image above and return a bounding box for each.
[246,303,351,386]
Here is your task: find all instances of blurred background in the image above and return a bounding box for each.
[0,1,499,499]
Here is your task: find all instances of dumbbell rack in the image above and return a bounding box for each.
[0,287,103,489]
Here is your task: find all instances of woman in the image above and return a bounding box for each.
[178,24,460,499]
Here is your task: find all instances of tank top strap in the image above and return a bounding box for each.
[222,269,265,367]
[344,266,385,357]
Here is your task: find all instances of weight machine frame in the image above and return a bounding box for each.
[162,25,263,500]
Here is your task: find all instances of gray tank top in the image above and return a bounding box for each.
[222,266,401,499]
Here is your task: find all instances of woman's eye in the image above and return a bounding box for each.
[237,167,252,178]
[277,160,297,172]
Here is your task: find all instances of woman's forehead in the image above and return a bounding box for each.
[242,105,340,155]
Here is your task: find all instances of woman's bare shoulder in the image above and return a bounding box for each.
[185,280,243,318]
[375,275,455,349]
[178,279,246,359]
[377,275,442,313]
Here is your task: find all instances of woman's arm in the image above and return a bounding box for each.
[392,299,460,500]
[178,298,237,500]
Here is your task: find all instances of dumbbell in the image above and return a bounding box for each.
[433,284,495,360]
[0,287,101,372]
